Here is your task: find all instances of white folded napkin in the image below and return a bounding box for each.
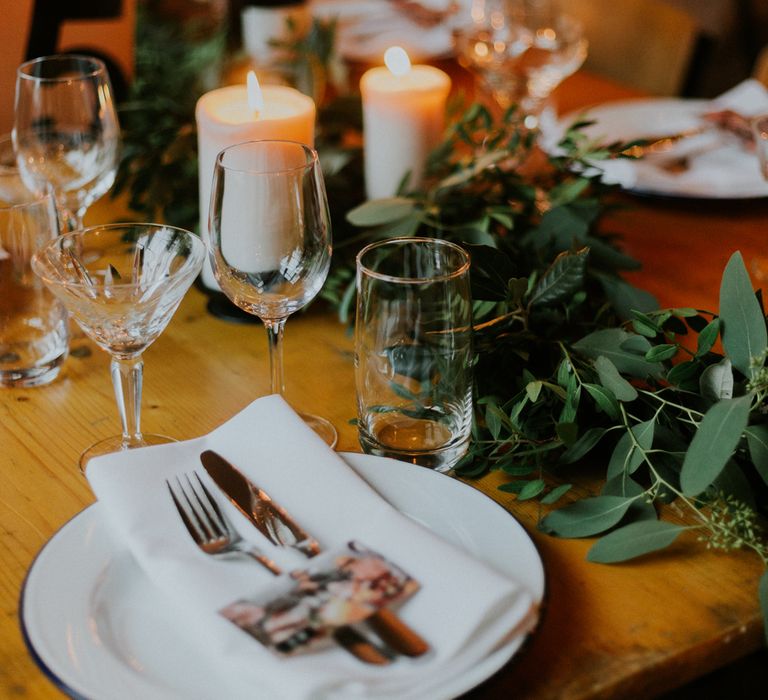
[545,79,768,198]
[86,395,535,700]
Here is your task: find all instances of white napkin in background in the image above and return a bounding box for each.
[310,0,463,62]
[546,79,768,198]
[86,395,535,700]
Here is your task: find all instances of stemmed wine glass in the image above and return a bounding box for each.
[31,223,205,471]
[13,54,120,231]
[455,0,587,127]
[207,139,337,446]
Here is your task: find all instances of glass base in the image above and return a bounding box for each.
[79,433,176,474]
[300,413,338,449]
[0,355,65,388]
[358,431,469,474]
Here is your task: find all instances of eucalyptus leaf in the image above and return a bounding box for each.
[680,394,752,496]
[606,420,655,480]
[346,197,415,226]
[696,318,721,357]
[699,358,733,403]
[556,421,579,446]
[719,251,767,379]
[714,459,756,509]
[539,495,636,538]
[584,383,620,419]
[597,275,658,320]
[586,521,685,563]
[573,329,663,379]
[594,356,638,401]
[601,474,646,497]
[644,344,678,362]
[541,483,573,504]
[745,424,768,487]
[559,426,608,464]
[517,479,547,500]
[526,380,543,402]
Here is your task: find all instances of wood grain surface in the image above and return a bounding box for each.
[2,70,768,699]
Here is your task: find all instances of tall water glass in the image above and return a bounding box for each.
[0,193,68,387]
[14,55,120,231]
[355,238,473,473]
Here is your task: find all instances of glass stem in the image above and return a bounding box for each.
[111,355,144,448]
[55,204,83,233]
[264,318,286,396]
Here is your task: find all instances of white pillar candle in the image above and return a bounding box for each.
[360,47,451,200]
[195,75,315,288]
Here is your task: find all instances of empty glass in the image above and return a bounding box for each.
[14,54,120,231]
[207,140,337,446]
[355,238,473,473]
[456,0,587,126]
[31,223,205,471]
[0,193,68,387]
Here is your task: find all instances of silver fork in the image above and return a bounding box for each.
[166,473,282,575]
[166,472,393,665]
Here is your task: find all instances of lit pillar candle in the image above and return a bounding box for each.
[195,73,315,288]
[360,47,451,200]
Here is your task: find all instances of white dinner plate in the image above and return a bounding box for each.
[551,98,768,199]
[21,452,545,700]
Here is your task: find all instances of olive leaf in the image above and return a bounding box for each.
[587,521,685,563]
[719,251,767,379]
[680,394,753,496]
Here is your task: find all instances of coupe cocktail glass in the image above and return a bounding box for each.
[32,223,205,471]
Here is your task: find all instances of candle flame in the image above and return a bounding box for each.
[247,71,265,115]
[384,46,411,77]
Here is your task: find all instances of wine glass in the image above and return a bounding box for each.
[13,54,120,231]
[207,139,337,447]
[455,0,587,127]
[31,223,205,471]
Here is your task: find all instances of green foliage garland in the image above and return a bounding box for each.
[116,11,768,639]
[337,108,768,639]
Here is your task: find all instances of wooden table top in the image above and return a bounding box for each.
[2,70,768,699]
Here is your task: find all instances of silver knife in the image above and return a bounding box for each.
[200,449,320,558]
[200,449,430,657]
